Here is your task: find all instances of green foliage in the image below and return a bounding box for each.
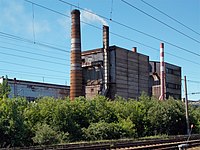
[0,95,200,148]
[0,76,11,99]
[0,97,30,147]
[32,123,69,145]
[82,121,123,140]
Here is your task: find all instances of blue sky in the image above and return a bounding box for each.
[0,0,199,100]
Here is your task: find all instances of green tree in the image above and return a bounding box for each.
[0,97,30,147]
[32,123,69,145]
[0,76,11,99]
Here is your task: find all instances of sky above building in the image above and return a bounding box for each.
[0,0,199,100]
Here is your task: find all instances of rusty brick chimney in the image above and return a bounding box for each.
[70,9,82,100]
[102,25,109,96]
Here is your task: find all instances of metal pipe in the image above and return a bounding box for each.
[70,9,83,100]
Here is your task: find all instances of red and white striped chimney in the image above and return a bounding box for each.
[159,43,165,100]
[70,9,82,100]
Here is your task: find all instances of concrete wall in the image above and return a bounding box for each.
[82,46,149,100]
[115,47,149,99]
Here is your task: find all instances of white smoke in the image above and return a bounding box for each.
[81,9,108,26]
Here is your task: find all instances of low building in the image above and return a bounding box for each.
[0,77,70,101]
[82,45,149,99]
[149,61,181,99]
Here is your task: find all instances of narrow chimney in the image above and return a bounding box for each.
[159,43,165,100]
[70,9,82,100]
[132,47,137,53]
[102,25,109,96]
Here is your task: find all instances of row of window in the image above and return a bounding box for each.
[166,83,181,90]
[166,68,181,76]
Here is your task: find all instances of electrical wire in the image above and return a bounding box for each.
[0,31,69,53]
[0,51,68,66]
[0,45,68,61]
[0,68,69,79]
[57,0,200,58]
[1,0,200,68]
[0,69,69,80]
[121,0,200,44]
[0,60,68,74]
[140,0,200,36]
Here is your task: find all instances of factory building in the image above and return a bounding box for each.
[0,9,182,101]
[0,77,70,101]
[82,46,149,99]
[149,61,182,99]
[70,9,181,100]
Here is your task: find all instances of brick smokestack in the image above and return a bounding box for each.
[159,43,165,100]
[102,25,109,96]
[70,9,82,100]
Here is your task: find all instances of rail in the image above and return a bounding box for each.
[3,134,200,150]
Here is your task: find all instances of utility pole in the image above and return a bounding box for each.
[184,76,190,135]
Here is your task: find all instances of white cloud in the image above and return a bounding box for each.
[0,0,51,36]
[81,9,108,26]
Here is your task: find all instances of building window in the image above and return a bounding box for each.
[166,83,181,90]
[166,68,174,74]
[166,68,181,76]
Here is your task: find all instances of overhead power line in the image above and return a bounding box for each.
[121,0,200,44]
[140,0,200,36]
[0,45,68,61]
[0,0,199,67]
[188,92,200,95]
[0,31,68,53]
[0,51,68,66]
[0,0,198,68]
[0,60,68,74]
[56,0,200,58]
[0,69,69,80]
[0,0,196,67]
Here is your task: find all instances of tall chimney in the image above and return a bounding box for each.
[70,9,82,100]
[102,25,109,96]
[159,43,165,100]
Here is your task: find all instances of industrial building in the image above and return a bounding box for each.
[0,77,70,101]
[0,9,182,101]
[71,9,182,100]
[149,61,182,100]
[82,46,149,99]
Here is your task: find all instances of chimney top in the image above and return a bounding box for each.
[160,43,164,48]
[132,47,137,53]
[71,9,80,15]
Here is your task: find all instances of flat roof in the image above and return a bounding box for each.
[0,77,70,89]
[150,61,181,68]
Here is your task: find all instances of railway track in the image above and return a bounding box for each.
[4,134,200,150]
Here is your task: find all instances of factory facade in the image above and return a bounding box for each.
[82,47,181,100]
[82,46,149,99]
[71,9,182,100]
[149,61,182,100]
[0,77,70,101]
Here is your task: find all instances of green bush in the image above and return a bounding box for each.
[82,121,124,140]
[32,123,69,145]
[0,95,200,148]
